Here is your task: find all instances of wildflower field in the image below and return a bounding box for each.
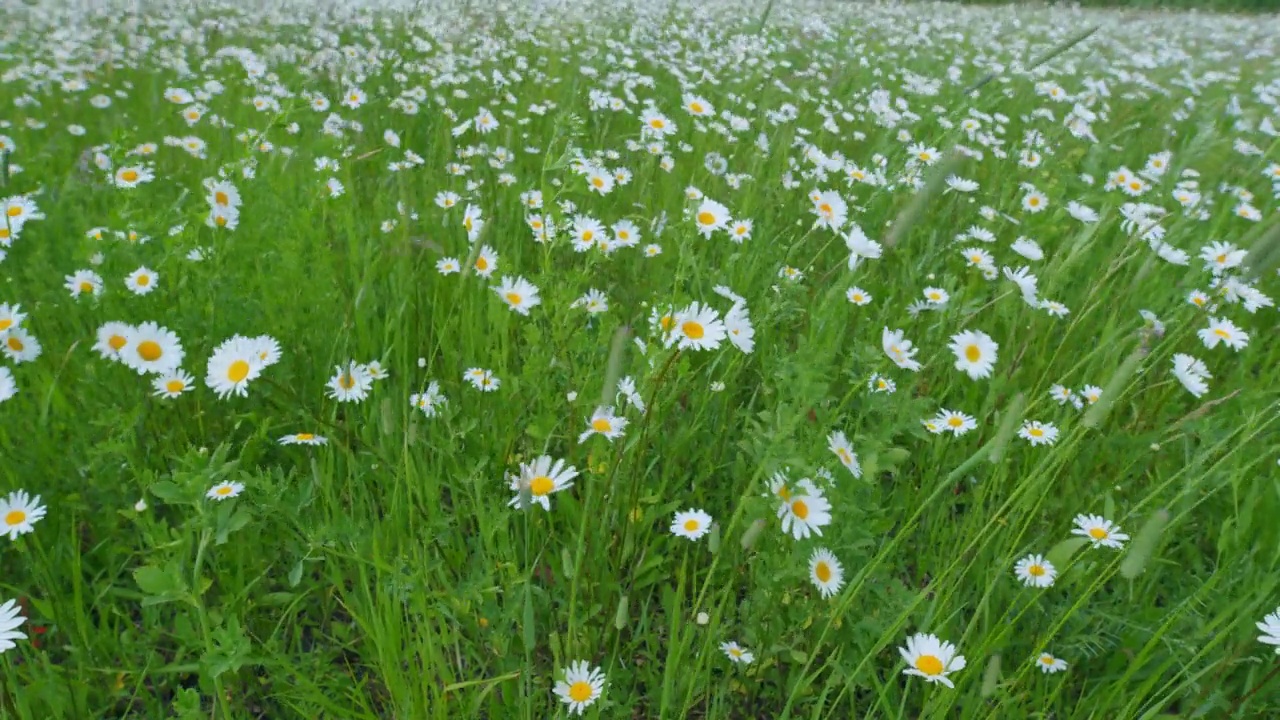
[2,0,1280,717]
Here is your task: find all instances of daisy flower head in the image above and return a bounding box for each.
[1018,421,1058,446]
[578,406,628,444]
[410,381,448,418]
[724,303,755,354]
[472,245,498,277]
[2,327,40,364]
[94,321,133,360]
[899,633,966,688]
[720,641,754,665]
[847,287,872,306]
[573,289,609,315]
[882,327,922,372]
[1035,653,1068,674]
[923,287,949,306]
[327,362,374,403]
[1197,316,1249,351]
[868,373,896,394]
[508,456,578,511]
[279,433,327,446]
[693,198,730,238]
[0,598,27,654]
[65,269,104,298]
[777,478,831,540]
[492,276,541,315]
[809,547,845,598]
[1,490,46,540]
[125,266,158,295]
[436,257,460,275]
[936,409,977,435]
[120,322,184,376]
[205,335,265,399]
[949,330,998,380]
[1072,513,1129,549]
[0,367,15,404]
[827,431,861,478]
[669,302,726,351]
[206,481,244,501]
[1014,553,1057,588]
[151,369,195,399]
[554,660,605,716]
[671,508,713,541]
[1257,607,1280,654]
[112,164,155,188]
[1010,237,1044,261]
[1080,385,1102,405]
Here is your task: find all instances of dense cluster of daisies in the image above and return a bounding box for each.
[2,0,1280,713]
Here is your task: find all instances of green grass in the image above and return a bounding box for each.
[1,0,1279,718]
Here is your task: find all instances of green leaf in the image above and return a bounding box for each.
[134,564,189,606]
[214,505,251,545]
[203,615,252,679]
[288,558,305,588]
[170,688,203,720]
[149,480,187,504]
[1120,509,1169,580]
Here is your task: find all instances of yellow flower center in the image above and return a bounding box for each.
[965,345,981,362]
[339,374,356,390]
[837,448,851,463]
[591,418,612,433]
[165,380,185,393]
[581,230,594,242]
[120,169,139,183]
[7,336,23,351]
[227,359,251,383]
[528,476,554,496]
[80,281,94,293]
[295,433,314,441]
[1040,655,1055,665]
[215,486,232,496]
[1028,564,1045,577]
[136,340,163,362]
[1214,328,1230,338]
[1029,427,1044,438]
[109,334,126,351]
[567,680,593,703]
[689,102,703,114]
[791,499,809,520]
[591,177,604,188]
[1088,527,1108,540]
[136,274,150,287]
[4,509,26,526]
[814,561,831,583]
[505,293,522,306]
[947,416,963,428]
[683,519,700,532]
[696,211,715,226]
[476,257,489,271]
[818,202,832,216]
[915,654,944,676]
[215,191,229,205]
[650,118,664,128]
[6,207,20,217]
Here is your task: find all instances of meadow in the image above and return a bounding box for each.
[1,0,1280,717]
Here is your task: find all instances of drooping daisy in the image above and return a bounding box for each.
[1010,237,1044,261]
[1034,653,1068,674]
[1080,385,1103,405]
[573,289,609,314]
[1171,354,1212,397]
[553,660,605,716]
[1071,513,1129,549]
[809,547,845,598]
[410,381,448,418]
[899,633,966,688]
[0,490,46,540]
[882,327,922,372]
[327,362,374,403]
[206,481,244,501]
[827,431,861,479]
[507,456,578,511]
[0,598,27,654]
[720,641,754,665]
[120,322,184,375]
[578,406,628,444]
[279,433,327,446]
[1014,554,1057,588]
[777,479,831,540]
[151,369,194,399]
[724,304,755,354]
[949,330,998,380]
[671,508,713,541]
[125,266,159,295]
[1018,421,1058,446]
